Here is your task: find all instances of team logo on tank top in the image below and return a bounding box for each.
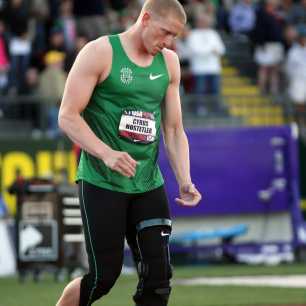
[120,67,133,85]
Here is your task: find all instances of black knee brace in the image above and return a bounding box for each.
[133,218,173,306]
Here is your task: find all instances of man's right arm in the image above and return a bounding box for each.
[58,38,137,177]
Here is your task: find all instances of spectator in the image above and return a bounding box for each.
[4,0,31,93]
[186,13,225,114]
[55,0,76,52]
[39,50,66,137]
[229,0,256,36]
[285,25,306,125]
[251,0,285,95]
[47,26,67,53]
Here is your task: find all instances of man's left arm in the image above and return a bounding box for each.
[161,49,202,207]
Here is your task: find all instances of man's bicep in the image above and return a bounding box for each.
[161,49,184,131]
[61,44,101,114]
[162,82,183,130]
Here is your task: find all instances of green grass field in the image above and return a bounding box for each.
[0,263,306,306]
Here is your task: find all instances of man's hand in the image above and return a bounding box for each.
[103,148,137,178]
[175,183,201,207]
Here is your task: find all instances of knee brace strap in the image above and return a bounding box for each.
[136,218,172,232]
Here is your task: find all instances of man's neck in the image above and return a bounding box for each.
[122,25,150,58]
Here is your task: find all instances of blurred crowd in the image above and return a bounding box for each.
[227,0,306,126]
[0,0,305,135]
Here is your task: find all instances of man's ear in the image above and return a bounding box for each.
[141,12,151,27]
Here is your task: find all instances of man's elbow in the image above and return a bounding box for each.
[58,109,71,133]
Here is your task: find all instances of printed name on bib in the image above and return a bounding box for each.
[119,110,157,144]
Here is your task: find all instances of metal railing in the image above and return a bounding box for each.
[0,93,305,137]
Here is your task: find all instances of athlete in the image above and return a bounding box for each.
[56,0,201,305]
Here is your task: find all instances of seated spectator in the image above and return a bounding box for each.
[285,25,306,126]
[229,0,256,36]
[39,51,67,138]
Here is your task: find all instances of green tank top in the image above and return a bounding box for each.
[77,34,170,193]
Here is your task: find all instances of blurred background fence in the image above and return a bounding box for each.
[0,92,305,136]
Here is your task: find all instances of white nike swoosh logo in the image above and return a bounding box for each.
[149,73,163,80]
[161,231,170,237]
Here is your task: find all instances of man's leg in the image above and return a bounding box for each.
[127,186,172,306]
[56,277,81,306]
[56,181,128,306]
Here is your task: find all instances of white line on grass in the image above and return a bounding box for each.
[174,275,306,288]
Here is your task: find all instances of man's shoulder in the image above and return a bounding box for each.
[161,48,180,82]
[161,48,179,64]
[76,35,113,73]
[85,36,112,56]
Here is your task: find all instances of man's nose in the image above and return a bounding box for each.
[164,36,173,48]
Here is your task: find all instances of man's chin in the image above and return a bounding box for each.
[151,48,161,56]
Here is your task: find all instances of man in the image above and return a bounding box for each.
[56,1,202,306]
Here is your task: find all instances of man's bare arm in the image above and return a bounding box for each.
[161,49,201,206]
[58,38,137,177]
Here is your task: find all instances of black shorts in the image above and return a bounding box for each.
[78,179,171,270]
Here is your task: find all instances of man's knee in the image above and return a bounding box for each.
[133,221,173,306]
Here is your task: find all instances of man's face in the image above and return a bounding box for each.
[141,13,185,55]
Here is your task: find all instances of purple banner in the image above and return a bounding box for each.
[159,125,299,218]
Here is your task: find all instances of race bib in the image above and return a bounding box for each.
[119,110,156,144]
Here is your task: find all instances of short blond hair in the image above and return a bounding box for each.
[142,0,187,24]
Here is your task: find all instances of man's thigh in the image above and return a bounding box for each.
[128,185,170,225]
[126,185,171,260]
[78,180,129,254]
